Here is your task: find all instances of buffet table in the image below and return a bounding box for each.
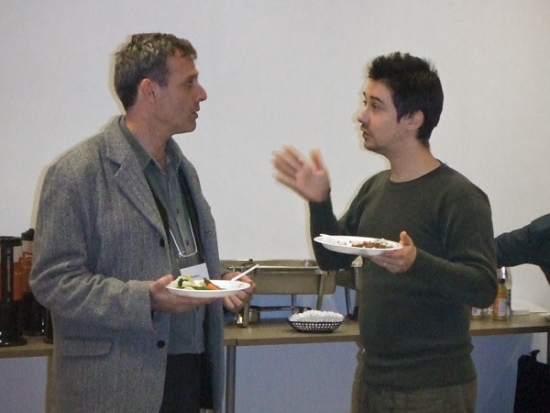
[222,314,550,413]
[0,336,52,359]
[2,314,550,413]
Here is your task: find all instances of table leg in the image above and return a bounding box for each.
[225,345,236,413]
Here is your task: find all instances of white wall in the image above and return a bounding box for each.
[1,1,550,412]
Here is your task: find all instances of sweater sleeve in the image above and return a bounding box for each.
[409,187,498,309]
[309,198,357,270]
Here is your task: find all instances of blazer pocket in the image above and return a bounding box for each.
[59,337,113,358]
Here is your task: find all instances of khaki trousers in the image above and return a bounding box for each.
[358,379,477,413]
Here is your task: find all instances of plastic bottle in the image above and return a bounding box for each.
[493,278,508,321]
[503,267,512,316]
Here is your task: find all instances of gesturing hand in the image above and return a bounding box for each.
[272,146,331,203]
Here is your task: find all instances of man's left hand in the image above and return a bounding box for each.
[221,272,256,312]
[369,231,417,274]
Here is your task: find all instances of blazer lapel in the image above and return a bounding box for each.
[104,119,166,237]
[116,162,166,236]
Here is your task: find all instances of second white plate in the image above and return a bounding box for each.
[314,235,401,257]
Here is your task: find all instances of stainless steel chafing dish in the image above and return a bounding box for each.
[221,259,336,326]
[333,257,363,320]
[334,257,363,291]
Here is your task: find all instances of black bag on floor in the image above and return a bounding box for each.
[513,350,550,413]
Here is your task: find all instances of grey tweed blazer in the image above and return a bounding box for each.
[30,116,225,413]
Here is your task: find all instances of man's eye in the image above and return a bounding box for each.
[186,78,198,88]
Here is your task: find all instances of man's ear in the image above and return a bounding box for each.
[407,110,425,132]
[138,78,158,103]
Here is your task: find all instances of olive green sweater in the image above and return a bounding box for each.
[310,163,497,389]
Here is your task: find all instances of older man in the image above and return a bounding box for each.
[30,33,254,413]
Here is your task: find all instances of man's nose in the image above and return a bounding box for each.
[357,106,368,124]
[197,83,207,101]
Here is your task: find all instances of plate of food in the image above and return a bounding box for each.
[167,276,250,298]
[314,234,402,257]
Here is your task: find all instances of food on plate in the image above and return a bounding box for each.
[351,239,394,249]
[203,278,221,291]
[321,234,398,249]
[175,275,223,291]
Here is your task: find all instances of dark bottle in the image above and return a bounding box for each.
[20,229,46,335]
[44,309,53,344]
[0,236,27,346]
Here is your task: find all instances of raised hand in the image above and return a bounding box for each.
[272,146,331,202]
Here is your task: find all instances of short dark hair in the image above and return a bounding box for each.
[368,52,443,146]
[114,33,197,110]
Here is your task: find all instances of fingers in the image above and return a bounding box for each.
[280,146,309,169]
[222,273,256,313]
[272,146,307,177]
[158,273,174,285]
[272,147,308,194]
[223,289,253,312]
[368,232,416,274]
[273,170,297,189]
[399,231,413,246]
[369,254,388,268]
[370,253,400,273]
[222,271,240,281]
[310,149,327,174]
[150,274,174,293]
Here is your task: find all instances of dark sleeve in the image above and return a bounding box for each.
[495,214,550,281]
[495,226,530,267]
[410,186,498,309]
[309,198,357,271]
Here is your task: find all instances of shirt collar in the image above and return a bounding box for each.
[119,116,181,172]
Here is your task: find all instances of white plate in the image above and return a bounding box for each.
[167,279,250,298]
[314,235,402,256]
